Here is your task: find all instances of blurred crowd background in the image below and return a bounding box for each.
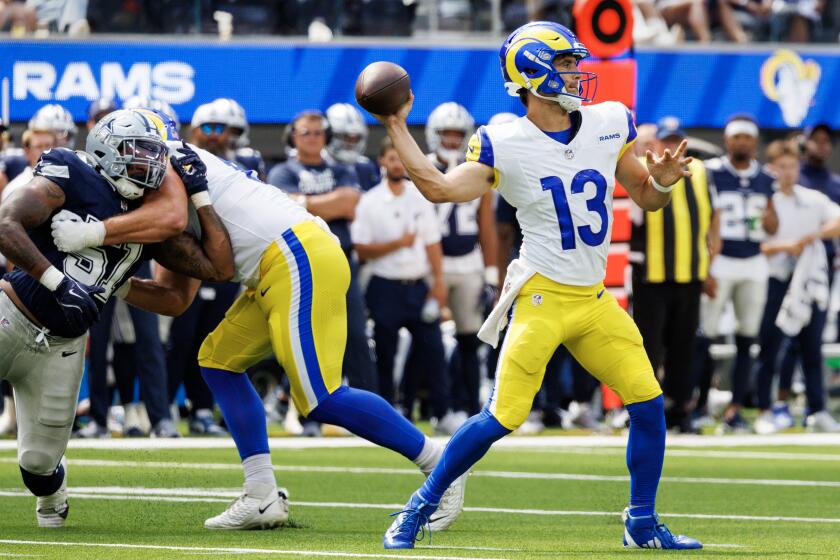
[0,0,839,43]
[1,0,840,440]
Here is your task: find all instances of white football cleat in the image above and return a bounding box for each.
[806,411,840,433]
[36,456,69,528]
[754,410,778,435]
[428,471,467,531]
[205,482,289,530]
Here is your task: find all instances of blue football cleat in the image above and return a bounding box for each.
[383,492,438,549]
[622,507,703,550]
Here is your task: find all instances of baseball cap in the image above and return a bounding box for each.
[656,116,685,140]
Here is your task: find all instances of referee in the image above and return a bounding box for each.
[630,118,720,433]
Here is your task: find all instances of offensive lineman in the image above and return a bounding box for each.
[51,119,468,532]
[0,108,233,527]
[376,22,702,550]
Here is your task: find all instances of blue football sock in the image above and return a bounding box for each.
[201,367,269,460]
[626,395,665,516]
[419,408,510,504]
[308,385,425,460]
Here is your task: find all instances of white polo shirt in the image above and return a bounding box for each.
[351,179,441,280]
[767,184,840,280]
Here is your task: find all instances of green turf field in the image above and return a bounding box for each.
[1,438,839,559]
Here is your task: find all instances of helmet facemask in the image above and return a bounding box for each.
[515,51,597,112]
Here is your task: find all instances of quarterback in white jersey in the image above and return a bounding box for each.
[51,124,467,533]
[377,21,702,551]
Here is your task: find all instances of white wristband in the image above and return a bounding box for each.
[87,220,106,246]
[39,266,65,291]
[484,266,499,286]
[113,278,132,299]
[190,191,212,209]
[651,177,675,193]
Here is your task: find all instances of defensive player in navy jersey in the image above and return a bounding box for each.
[326,103,381,191]
[698,115,777,432]
[0,108,233,528]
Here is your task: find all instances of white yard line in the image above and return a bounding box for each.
[1,433,839,451]
[3,457,839,489]
[0,540,507,560]
[0,487,837,525]
[497,447,840,462]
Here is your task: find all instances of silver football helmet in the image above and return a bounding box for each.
[425,102,474,169]
[488,112,519,126]
[213,98,250,148]
[326,103,368,163]
[29,104,78,148]
[122,96,181,130]
[86,109,169,200]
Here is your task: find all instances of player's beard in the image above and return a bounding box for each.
[730,151,752,165]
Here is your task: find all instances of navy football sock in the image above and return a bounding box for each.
[201,367,269,460]
[626,395,665,516]
[20,462,65,497]
[419,408,510,504]
[308,386,425,459]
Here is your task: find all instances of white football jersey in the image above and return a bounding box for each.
[467,102,636,286]
[170,141,317,287]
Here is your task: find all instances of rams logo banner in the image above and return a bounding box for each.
[2,39,840,128]
[760,49,821,127]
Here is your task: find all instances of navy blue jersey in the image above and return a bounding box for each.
[496,196,523,260]
[354,157,381,192]
[706,157,775,259]
[1,154,28,181]
[800,162,840,265]
[428,154,480,257]
[266,158,359,254]
[234,147,267,181]
[3,148,145,338]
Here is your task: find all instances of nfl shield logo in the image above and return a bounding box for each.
[532,294,543,306]
[564,149,574,160]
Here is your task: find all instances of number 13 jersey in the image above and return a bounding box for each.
[467,101,636,286]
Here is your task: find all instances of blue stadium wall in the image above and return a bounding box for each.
[2,39,836,129]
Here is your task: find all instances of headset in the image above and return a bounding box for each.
[286,110,332,148]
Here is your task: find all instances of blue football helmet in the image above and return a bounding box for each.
[499,21,597,112]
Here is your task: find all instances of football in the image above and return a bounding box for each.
[354,61,410,116]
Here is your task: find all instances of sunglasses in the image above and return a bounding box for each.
[200,123,226,135]
[294,129,325,138]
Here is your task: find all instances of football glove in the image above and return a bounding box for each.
[51,210,106,253]
[169,142,208,196]
[53,275,104,335]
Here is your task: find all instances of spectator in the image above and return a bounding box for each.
[268,110,377,435]
[755,140,840,434]
[25,0,89,35]
[351,139,454,429]
[630,118,719,433]
[699,115,776,433]
[0,0,37,33]
[770,0,824,42]
[656,0,711,42]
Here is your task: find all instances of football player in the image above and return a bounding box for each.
[375,21,701,550]
[326,102,380,191]
[216,97,267,181]
[0,108,233,527]
[699,115,776,433]
[51,113,468,532]
[426,102,499,424]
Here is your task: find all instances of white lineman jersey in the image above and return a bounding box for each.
[170,141,317,287]
[466,102,636,286]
